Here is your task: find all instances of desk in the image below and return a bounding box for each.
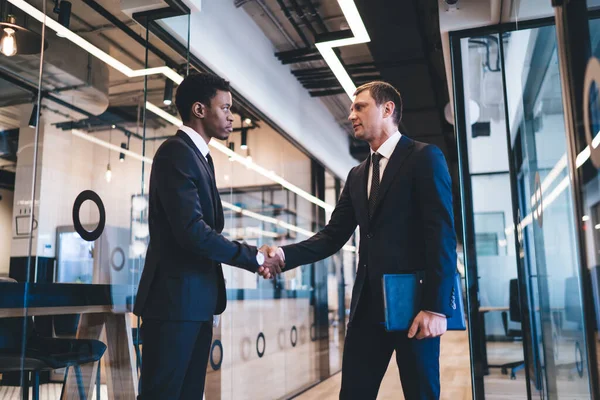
[0,283,138,400]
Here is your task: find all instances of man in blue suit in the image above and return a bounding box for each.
[134,73,283,399]
[261,81,457,399]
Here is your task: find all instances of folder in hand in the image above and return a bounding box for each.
[381,272,466,332]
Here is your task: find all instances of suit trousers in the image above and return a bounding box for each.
[339,292,441,400]
[138,319,213,400]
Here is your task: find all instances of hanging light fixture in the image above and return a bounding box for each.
[240,128,248,150]
[163,79,173,106]
[119,142,126,162]
[28,103,39,128]
[105,128,112,182]
[55,0,71,37]
[0,14,47,56]
[228,142,235,161]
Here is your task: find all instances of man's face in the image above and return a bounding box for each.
[198,90,234,141]
[348,90,384,142]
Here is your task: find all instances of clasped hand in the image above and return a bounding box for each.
[257,245,284,279]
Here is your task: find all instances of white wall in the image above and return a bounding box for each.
[159,0,358,180]
[468,119,510,174]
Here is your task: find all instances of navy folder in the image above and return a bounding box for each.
[382,272,466,332]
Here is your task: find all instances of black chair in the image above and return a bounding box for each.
[0,277,107,400]
[499,279,526,380]
[132,327,143,375]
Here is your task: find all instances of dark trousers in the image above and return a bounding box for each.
[339,295,441,400]
[139,319,213,400]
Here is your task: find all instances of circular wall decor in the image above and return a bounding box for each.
[278,328,286,350]
[299,325,307,344]
[210,340,223,371]
[290,326,298,347]
[110,247,125,271]
[576,341,584,378]
[256,332,266,358]
[240,337,252,361]
[583,57,600,169]
[72,190,106,242]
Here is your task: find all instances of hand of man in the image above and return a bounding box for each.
[257,245,284,279]
[407,311,447,340]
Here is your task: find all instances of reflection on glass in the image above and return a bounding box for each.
[460,32,528,397]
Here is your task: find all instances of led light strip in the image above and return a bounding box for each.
[145,101,336,212]
[222,200,356,252]
[506,130,600,239]
[7,0,183,84]
[70,129,357,253]
[71,129,154,164]
[315,0,370,99]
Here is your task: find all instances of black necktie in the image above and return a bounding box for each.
[206,153,216,178]
[368,153,382,218]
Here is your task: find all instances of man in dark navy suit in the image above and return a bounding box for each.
[134,73,283,400]
[262,81,457,399]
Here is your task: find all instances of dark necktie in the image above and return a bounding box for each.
[206,153,216,178]
[368,153,382,218]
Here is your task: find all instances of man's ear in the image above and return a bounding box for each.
[192,102,205,119]
[383,101,395,119]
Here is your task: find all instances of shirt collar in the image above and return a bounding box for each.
[371,131,402,160]
[179,125,210,159]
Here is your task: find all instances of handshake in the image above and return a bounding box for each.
[256,245,285,279]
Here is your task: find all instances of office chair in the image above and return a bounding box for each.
[0,277,106,400]
[499,279,526,380]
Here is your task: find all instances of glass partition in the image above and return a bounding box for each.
[452,15,595,400]
[0,1,355,398]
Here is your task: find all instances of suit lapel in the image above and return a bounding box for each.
[355,157,370,229]
[176,131,224,230]
[370,135,415,219]
[176,131,214,182]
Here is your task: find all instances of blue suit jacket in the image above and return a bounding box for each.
[282,136,457,322]
[134,131,259,321]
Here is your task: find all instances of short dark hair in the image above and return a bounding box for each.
[175,73,231,122]
[353,81,403,126]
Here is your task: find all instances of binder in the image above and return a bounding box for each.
[382,272,466,332]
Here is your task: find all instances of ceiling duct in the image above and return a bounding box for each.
[0,2,109,116]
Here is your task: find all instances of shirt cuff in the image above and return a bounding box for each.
[278,247,285,262]
[425,310,445,317]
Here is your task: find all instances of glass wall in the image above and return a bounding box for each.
[452,14,597,400]
[0,0,356,398]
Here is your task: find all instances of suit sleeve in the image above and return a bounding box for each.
[153,149,258,273]
[281,169,358,269]
[415,145,457,317]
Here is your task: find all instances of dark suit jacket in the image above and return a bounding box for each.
[282,135,457,322]
[134,131,259,322]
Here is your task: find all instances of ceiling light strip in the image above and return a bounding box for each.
[315,0,371,99]
[71,129,154,164]
[8,0,182,84]
[222,201,356,252]
[146,101,335,213]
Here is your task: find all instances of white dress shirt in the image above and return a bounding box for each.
[179,125,210,161]
[179,125,265,268]
[367,131,402,197]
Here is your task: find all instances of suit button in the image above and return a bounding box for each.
[367,233,373,239]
